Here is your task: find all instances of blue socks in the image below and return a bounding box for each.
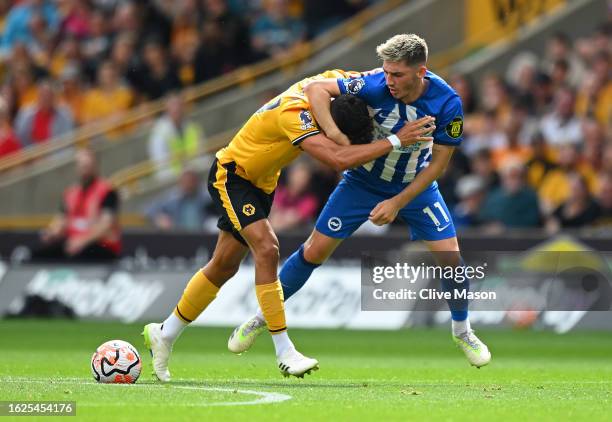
[440,257,469,322]
[271,244,469,334]
[279,245,320,300]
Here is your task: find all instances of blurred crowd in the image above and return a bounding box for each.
[0,0,373,159]
[442,26,611,234]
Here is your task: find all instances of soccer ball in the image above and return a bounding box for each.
[91,340,142,384]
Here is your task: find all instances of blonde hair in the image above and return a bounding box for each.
[376,34,428,65]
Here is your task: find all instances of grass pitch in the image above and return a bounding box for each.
[0,319,611,421]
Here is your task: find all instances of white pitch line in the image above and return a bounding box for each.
[0,378,292,407]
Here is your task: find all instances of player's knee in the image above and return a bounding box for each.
[303,236,333,264]
[253,241,280,265]
[302,242,329,265]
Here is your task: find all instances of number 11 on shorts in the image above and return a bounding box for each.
[423,201,450,229]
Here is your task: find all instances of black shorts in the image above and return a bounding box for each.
[207,158,275,245]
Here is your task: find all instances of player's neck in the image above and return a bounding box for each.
[400,78,428,104]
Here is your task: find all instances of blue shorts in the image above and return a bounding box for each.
[315,179,456,241]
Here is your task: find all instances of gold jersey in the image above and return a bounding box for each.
[216,69,356,194]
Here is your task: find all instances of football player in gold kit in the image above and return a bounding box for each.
[143,70,435,380]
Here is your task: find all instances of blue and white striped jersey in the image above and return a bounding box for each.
[336,69,464,195]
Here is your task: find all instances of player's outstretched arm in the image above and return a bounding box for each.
[301,134,391,171]
[369,144,455,225]
[300,118,435,171]
[303,79,347,146]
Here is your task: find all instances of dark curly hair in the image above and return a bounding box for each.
[330,94,374,145]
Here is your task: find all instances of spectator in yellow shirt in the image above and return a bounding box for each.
[525,132,556,188]
[81,61,133,127]
[538,144,598,214]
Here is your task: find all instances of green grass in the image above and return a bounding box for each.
[0,320,611,421]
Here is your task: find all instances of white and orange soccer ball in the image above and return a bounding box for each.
[91,340,142,384]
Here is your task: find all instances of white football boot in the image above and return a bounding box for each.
[453,330,491,368]
[228,315,266,354]
[277,348,319,378]
[142,323,172,382]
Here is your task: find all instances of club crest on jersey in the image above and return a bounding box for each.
[344,78,365,95]
[242,204,256,216]
[446,116,464,138]
[299,110,314,130]
[327,217,342,232]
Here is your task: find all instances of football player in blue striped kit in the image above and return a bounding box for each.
[228,34,491,367]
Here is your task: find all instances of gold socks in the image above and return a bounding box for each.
[255,280,287,333]
[174,270,220,323]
